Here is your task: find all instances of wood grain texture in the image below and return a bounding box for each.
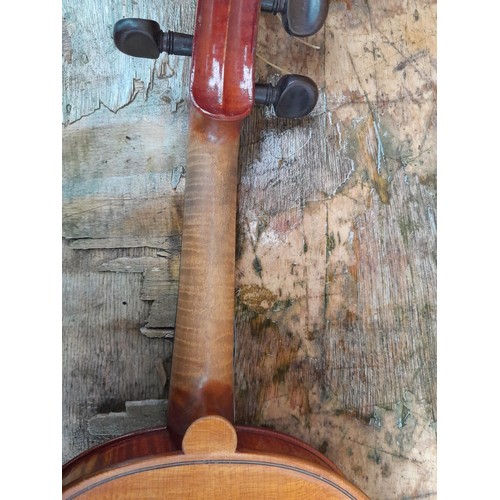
[182,415,238,454]
[63,417,368,499]
[62,0,436,498]
[167,109,241,440]
[63,422,346,487]
[62,0,196,124]
[62,243,173,460]
[64,451,366,499]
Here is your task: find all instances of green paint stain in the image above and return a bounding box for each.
[398,216,416,246]
[256,215,269,241]
[252,256,262,277]
[272,298,295,312]
[368,449,382,464]
[396,404,411,429]
[326,232,336,253]
[318,441,329,454]
[418,172,437,191]
[248,316,279,340]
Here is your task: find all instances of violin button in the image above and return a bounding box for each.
[261,0,329,37]
[182,416,238,455]
[255,75,318,119]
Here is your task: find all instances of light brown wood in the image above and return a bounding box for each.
[63,417,368,500]
[182,415,237,454]
[64,455,364,499]
[62,422,351,490]
[166,108,241,440]
[64,1,366,496]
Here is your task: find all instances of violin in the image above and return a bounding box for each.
[62,1,368,498]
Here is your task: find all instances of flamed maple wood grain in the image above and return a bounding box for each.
[166,0,260,443]
[166,108,241,442]
[63,416,368,499]
[63,422,345,487]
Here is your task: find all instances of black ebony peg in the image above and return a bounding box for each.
[113,18,193,59]
[113,19,319,119]
[261,0,328,37]
[255,74,318,118]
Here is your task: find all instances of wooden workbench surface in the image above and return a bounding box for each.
[62,1,436,497]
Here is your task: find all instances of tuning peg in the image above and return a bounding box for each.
[113,20,318,119]
[113,18,193,59]
[255,74,318,118]
[261,0,328,37]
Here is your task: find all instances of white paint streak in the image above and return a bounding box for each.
[427,206,436,234]
[373,119,386,174]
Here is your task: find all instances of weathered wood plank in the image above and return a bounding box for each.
[68,236,180,250]
[62,242,172,460]
[231,3,436,495]
[88,400,168,436]
[62,103,187,244]
[62,0,196,123]
[62,0,436,497]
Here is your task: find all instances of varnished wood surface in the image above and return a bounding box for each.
[63,416,368,499]
[64,454,363,500]
[62,1,436,497]
[167,109,241,440]
[63,421,347,486]
[190,0,260,119]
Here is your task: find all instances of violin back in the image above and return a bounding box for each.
[63,416,367,499]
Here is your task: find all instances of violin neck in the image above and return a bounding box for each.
[167,107,241,441]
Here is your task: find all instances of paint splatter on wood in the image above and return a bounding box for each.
[63,1,436,497]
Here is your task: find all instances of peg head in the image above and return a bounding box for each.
[255,74,318,118]
[261,0,329,37]
[113,18,163,59]
[284,0,328,37]
[274,75,318,118]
